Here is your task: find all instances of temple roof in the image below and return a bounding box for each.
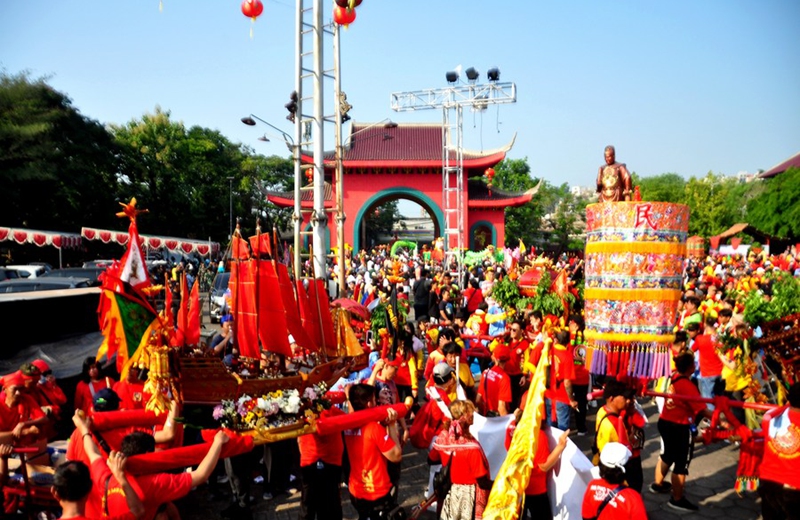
[759,151,800,179]
[301,122,514,170]
[265,180,335,209]
[467,178,540,209]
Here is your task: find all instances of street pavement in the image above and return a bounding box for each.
[175,398,763,520]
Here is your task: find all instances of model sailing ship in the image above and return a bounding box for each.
[97,199,366,443]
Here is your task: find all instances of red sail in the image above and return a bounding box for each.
[229,260,259,359]
[296,280,323,349]
[275,263,317,352]
[311,279,337,357]
[256,260,291,357]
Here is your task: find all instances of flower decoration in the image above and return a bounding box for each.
[213,382,330,431]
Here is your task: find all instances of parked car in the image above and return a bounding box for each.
[0,277,93,293]
[42,267,106,287]
[2,265,48,279]
[0,268,22,281]
[209,271,230,323]
[82,260,115,269]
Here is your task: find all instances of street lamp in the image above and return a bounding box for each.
[241,114,301,279]
[227,176,234,240]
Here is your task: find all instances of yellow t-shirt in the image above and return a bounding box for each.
[595,406,620,456]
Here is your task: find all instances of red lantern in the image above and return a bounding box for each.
[484,167,496,195]
[305,169,314,184]
[241,0,264,19]
[333,5,356,27]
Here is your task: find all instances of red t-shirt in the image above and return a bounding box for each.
[67,425,144,466]
[660,375,706,425]
[525,428,551,495]
[571,340,590,386]
[113,380,149,410]
[344,421,397,501]
[90,457,192,520]
[477,366,512,414]
[435,441,488,485]
[759,407,800,489]
[544,344,576,404]
[581,478,647,519]
[506,338,530,376]
[691,334,723,377]
[298,407,345,467]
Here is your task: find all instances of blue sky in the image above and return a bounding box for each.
[2,0,798,215]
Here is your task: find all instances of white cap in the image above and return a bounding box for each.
[599,442,632,472]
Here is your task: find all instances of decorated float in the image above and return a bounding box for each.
[96,199,376,444]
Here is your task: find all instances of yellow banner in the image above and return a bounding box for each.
[585,242,687,255]
[584,288,682,302]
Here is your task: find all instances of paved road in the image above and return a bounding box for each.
[175,398,763,520]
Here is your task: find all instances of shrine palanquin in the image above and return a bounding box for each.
[265,123,536,252]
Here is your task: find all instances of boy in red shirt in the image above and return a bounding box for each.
[651,352,716,512]
[691,315,724,407]
[297,405,346,520]
[475,345,513,416]
[506,319,530,409]
[581,442,647,519]
[344,384,403,520]
[544,330,577,431]
[758,382,800,519]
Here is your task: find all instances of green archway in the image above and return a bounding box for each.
[303,222,330,253]
[469,220,497,250]
[353,188,444,252]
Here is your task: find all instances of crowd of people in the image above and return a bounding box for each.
[1,243,799,520]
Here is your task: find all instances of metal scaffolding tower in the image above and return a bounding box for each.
[293,0,337,281]
[391,81,516,283]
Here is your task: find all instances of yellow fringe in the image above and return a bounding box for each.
[585,288,682,301]
[585,242,687,255]
[585,330,675,343]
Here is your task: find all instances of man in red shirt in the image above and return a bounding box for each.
[758,382,800,519]
[476,345,512,416]
[113,365,149,411]
[691,315,724,408]
[506,319,530,409]
[581,442,647,519]
[651,352,715,512]
[297,405,346,520]
[544,330,577,431]
[344,384,403,520]
[73,410,229,520]
[0,372,47,461]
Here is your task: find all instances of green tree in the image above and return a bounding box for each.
[632,172,686,203]
[493,158,544,247]
[0,71,119,230]
[682,172,745,237]
[746,168,800,238]
[363,200,402,248]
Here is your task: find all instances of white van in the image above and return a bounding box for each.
[3,265,48,279]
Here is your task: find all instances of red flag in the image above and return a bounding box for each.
[312,279,337,356]
[172,274,188,347]
[185,278,201,346]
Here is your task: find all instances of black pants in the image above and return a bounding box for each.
[299,462,343,520]
[624,456,643,494]
[573,383,589,433]
[509,374,525,410]
[760,479,800,520]
[351,491,395,520]
[523,492,551,520]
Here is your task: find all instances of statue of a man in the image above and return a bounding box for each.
[596,145,632,202]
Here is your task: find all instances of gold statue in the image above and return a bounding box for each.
[596,145,632,202]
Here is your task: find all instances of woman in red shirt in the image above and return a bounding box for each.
[432,400,492,520]
[73,357,115,415]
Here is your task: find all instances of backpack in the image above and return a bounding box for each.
[433,453,453,499]
[409,400,440,449]
[591,411,619,466]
